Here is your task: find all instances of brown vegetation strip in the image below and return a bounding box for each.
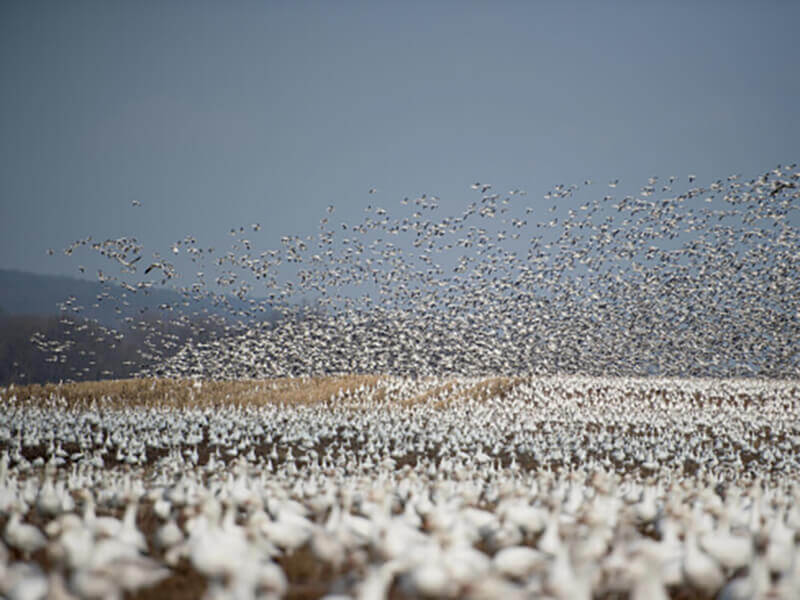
[0,375,386,409]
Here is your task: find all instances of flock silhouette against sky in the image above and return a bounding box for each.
[37,163,800,381]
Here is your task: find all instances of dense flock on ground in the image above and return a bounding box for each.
[2,376,800,599]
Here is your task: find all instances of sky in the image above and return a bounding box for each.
[1,0,799,282]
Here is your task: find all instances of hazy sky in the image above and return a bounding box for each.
[2,0,798,279]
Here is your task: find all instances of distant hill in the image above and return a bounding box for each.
[0,269,281,385]
[0,269,278,385]
[0,313,138,385]
[0,269,102,316]
[0,268,275,327]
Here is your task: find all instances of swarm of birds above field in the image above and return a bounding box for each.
[36,163,799,381]
[0,163,796,599]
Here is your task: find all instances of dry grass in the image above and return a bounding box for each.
[397,376,522,408]
[0,374,527,411]
[462,376,523,402]
[5,374,792,412]
[0,375,384,409]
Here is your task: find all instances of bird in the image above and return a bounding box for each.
[4,508,47,558]
[144,262,164,275]
[769,181,796,196]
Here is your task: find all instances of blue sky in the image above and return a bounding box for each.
[1,0,798,280]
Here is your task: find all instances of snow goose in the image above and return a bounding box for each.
[0,562,48,600]
[699,507,753,571]
[493,545,547,580]
[682,523,725,595]
[628,541,669,600]
[3,509,47,558]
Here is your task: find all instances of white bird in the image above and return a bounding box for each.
[683,525,725,595]
[4,510,47,557]
[493,545,546,579]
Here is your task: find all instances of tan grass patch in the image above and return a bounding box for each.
[1,375,384,409]
[396,376,524,408]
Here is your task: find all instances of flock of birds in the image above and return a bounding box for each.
[35,163,799,381]
[8,163,796,598]
[1,375,800,599]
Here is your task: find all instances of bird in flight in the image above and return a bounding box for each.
[769,181,796,197]
[145,262,164,275]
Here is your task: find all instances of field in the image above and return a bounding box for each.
[2,375,799,599]
[3,2,799,594]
